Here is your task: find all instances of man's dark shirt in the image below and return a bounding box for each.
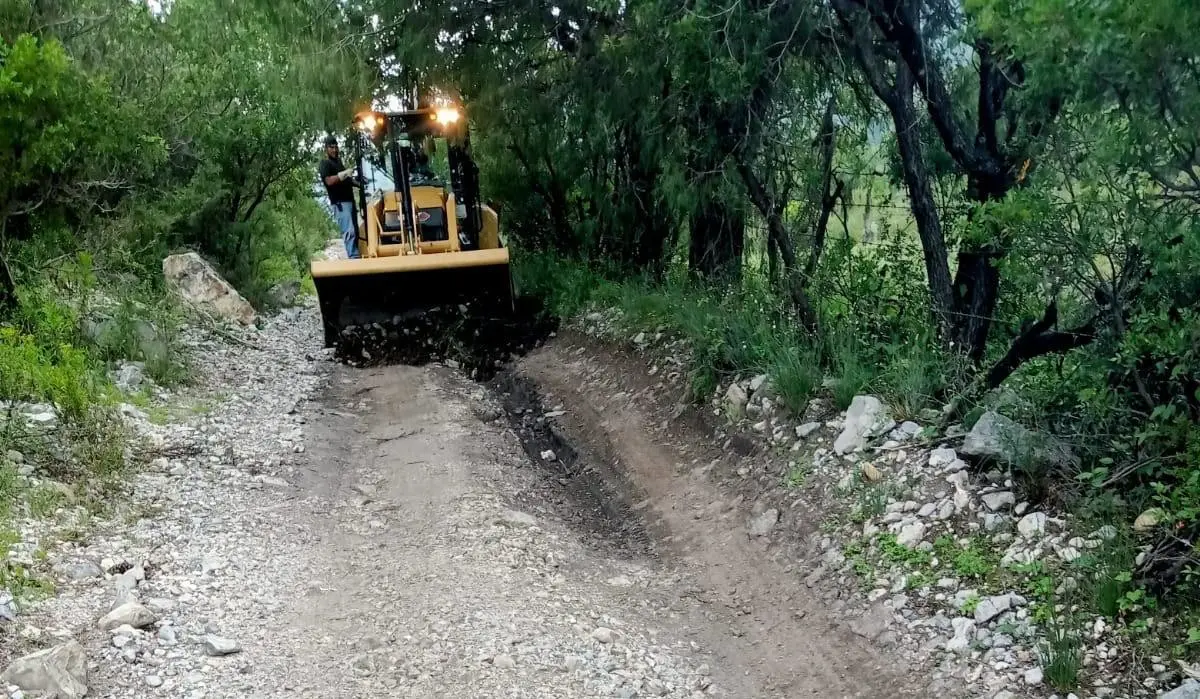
[319,156,354,204]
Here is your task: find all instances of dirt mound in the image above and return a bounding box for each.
[332,296,558,380]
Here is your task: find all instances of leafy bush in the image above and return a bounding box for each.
[515,251,949,418]
[0,328,98,422]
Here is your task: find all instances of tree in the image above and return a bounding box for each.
[0,32,161,309]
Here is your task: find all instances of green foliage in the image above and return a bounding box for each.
[881,336,960,421]
[768,341,823,413]
[0,463,19,518]
[1038,614,1084,691]
[934,536,997,580]
[0,559,54,604]
[514,253,613,320]
[27,484,66,519]
[825,330,876,411]
[0,1,357,549]
[517,251,948,419]
[87,296,188,387]
[0,327,97,421]
[878,533,932,568]
[1,0,367,301]
[783,462,809,489]
[0,33,159,232]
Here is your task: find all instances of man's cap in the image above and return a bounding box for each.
[323,135,338,147]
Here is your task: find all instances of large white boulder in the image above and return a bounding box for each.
[724,382,749,420]
[833,395,895,454]
[1163,679,1200,699]
[961,411,1075,472]
[1,640,89,698]
[162,252,256,326]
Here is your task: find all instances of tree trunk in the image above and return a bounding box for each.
[0,253,15,315]
[884,64,957,337]
[0,214,12,314]
[767,234,779,282]
[950,248,1002,360]
[735,157,816,327]
[689,194,744,282]
[950,178,1009,360]
[803,96,841,281]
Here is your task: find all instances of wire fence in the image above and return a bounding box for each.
[734,192,1090,331]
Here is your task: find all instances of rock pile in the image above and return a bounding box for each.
[332,297,557,380]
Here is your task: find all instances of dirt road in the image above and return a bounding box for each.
[281,357,927,698]
[5,306,948,698]
[284,361,722,698]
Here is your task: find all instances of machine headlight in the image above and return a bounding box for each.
[434,107,460,124]
[357,113,379,133]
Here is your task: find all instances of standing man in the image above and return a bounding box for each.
[319,135,360,259]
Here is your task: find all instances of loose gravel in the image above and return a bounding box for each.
[4,295,723,698]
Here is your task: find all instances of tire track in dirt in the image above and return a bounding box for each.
[508,333,952,698]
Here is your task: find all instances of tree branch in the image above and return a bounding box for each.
[851,0,1005,182]
[984,300,1097,389]
[804,95,840,279]
[735,151,822,329]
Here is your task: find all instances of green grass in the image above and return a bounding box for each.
[879,532,932,567]
[847,480,903,523]
[27,484,67,519]
[0,561,55,603]
[825,329,876,410]
[881,336,956,420]
[0,326,99,422]
[783,461,810,488]
[1038,613,1084,690]
[766,340,823,412]
[0,462,19,518]
[933,535,998,580]
[515,250,953,418]
[0,526,54,603]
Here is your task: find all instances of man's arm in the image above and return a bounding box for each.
[319,160,341,187]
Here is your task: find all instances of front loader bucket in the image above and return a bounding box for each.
[310,247,514,348]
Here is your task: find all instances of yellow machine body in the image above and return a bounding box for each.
[310,106,513,347]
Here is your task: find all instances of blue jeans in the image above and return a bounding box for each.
[332,202,359,258]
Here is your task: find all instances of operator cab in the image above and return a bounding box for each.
[353,106,481,254]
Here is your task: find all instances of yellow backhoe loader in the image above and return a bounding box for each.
[310,104,513,347]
